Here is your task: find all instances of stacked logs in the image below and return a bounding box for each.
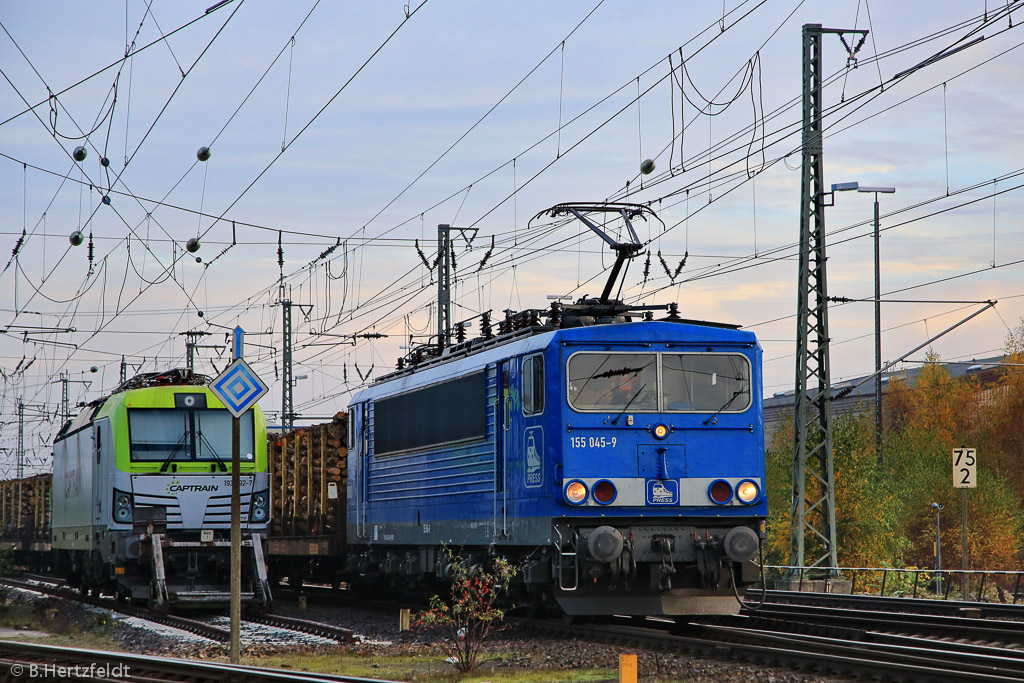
[0,474,52,540]
[268,412,347,537]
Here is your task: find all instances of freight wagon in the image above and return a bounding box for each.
[0,474,51,568]
[266,414,347,586]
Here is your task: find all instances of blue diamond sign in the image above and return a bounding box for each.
[210,358,268,418]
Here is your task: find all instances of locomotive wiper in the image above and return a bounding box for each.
[159,414,191,472]
[611,382,648,425]
[195,414,228,472]
[703,389,744,426]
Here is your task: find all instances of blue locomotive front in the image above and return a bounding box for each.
[346,317,766,617]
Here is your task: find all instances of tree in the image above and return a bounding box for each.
[766,342,1024,581]
[412,549,517,673]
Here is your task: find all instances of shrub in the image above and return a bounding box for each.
[412,549,517,673]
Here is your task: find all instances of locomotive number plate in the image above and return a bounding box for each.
[569,436,618,449]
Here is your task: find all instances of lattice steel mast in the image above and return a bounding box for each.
[790,24,866,571]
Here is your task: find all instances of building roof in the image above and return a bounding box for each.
[763,356,1005,409]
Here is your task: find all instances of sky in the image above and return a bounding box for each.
[1,1,1023,474]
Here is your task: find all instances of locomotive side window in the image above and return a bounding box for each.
[374,371,487,456]
[522,355,544,415]
[662,353,751,413]
[567,353,658,412]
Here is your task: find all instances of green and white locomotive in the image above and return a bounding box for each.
[51,369,271,609]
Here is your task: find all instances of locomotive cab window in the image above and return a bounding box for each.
[127,409,255,462]
[662,353,751,413]
[522,354,544,415]
[567,353,658,412]
[567,352,751,414]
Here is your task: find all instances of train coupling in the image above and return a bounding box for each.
[144,531,272,609]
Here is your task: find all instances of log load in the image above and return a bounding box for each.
[0,474,52,541]
[268,412,347,537]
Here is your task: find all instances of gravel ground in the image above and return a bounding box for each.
[2,585,858,681]
[270,596,860,682]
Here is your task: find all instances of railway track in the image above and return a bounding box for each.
[0,577,354,644]
[245,612,355,642]
[735,600,1024,648]
[0,639,402,683]
[0,577,230,642]
[522,615,1024,682]
[746,588,1024,620]
[278,582,1024,679]
[17,572,1022,680]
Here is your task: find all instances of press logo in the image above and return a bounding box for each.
[524,427,543,488]
[646,479,679,505]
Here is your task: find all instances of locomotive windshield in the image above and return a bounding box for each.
[566,353,658,411]
[127,408,255,462]
[567,352,750,413]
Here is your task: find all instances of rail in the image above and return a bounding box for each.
[761,563,1024,602]
[0,577,230,642]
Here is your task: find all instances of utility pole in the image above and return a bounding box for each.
[790,24,866,572]
[436,224,477,350]
[280,298,294,432]
[60,371,69,426]
[16,397,23,536]
[229,330,243,664]
[437,224,452,350]
[872,193,883,463]
[17,399,24,480]
[52,372,91,428]
[180,330,214,372]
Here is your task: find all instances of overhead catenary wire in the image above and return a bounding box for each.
[4,2,1024,445]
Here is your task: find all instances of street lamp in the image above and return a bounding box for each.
[831,181,896,464]
[930,502,944,593]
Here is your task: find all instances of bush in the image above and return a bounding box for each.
[412,549,517,673]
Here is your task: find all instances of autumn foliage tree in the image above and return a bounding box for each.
[765,324,1024,581]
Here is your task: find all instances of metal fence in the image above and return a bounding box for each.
[762,564,1024,603]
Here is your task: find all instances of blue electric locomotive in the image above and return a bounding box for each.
[344,203,766,617]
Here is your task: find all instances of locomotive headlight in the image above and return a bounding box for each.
[112,489,133,524]
[249,489,269,523]
[564,480,588,505]
[736,479,760,504]
[652,423,670,440]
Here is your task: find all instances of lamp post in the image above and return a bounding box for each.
[830,182,896,464]
[931,501,944,594]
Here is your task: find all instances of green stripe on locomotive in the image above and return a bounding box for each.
[92,385,268,474]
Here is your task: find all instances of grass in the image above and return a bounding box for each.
[0,598,121,646]
[247,651,617,682]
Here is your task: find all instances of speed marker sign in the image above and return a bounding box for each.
[953,448,977,488]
